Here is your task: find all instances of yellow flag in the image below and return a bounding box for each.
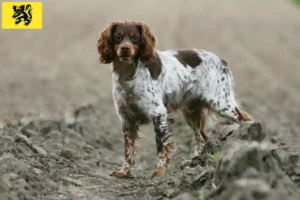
[2,2,42,29]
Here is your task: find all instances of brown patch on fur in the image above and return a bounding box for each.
[221,59,228,66]
[175,50,202,68]
[145,52,162,80]
[235,107,254,121]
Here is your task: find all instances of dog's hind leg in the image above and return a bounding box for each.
[206,64,254,123]
[180,100,212,167]
[182,103,209,157]
[208,75,253,123]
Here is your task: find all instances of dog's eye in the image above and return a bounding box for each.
[114,35,122,42]
[132,35,140,42]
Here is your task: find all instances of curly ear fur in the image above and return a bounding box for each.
[137,22,157,64]
[97,23,117,64]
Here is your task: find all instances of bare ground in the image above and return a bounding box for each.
[0,0,300,199]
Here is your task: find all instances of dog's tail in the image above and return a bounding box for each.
[235,107,254,122]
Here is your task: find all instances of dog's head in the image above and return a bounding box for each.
[97,21,156,64]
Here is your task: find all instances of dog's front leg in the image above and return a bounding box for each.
[110,122,138,178]
[151,112,177,178]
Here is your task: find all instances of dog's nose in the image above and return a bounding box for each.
[121,45,130,51]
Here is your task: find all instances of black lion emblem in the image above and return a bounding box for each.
[12,4,32,26]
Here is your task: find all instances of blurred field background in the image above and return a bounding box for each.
[0,0,299,122]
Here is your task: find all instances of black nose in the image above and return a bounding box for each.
[121,45,130,51]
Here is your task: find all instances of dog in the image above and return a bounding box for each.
[96,21,253,179]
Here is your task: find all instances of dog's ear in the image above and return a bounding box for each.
[137,22,156,64]
[97,23,117,64]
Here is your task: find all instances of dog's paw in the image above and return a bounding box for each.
[110,170,131,178]
[151,168,166,179]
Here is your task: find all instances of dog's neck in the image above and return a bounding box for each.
[113,59,139,82]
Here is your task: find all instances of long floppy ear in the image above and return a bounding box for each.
[96,23,117,64]
[137,22,156,64]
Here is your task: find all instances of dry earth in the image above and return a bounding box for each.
[0,0,300,199]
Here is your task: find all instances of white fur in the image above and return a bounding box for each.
[112,49,240,124]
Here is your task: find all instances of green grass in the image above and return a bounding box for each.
[291,0,300,6]
[276,150,281,156]
[197,188,205,200]
[209,151,221,166]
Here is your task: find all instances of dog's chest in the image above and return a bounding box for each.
[115,72,152,124]
[118,92,151,125]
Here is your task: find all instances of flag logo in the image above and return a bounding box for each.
[2,2,42,29]
[12,4,33,26]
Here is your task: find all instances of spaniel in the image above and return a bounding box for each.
[96,21,253,179]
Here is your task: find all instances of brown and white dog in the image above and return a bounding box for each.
[96,21,253,179]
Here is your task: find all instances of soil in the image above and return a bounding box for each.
[0,0,300,199]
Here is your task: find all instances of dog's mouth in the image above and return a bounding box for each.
[119,55,132,62]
